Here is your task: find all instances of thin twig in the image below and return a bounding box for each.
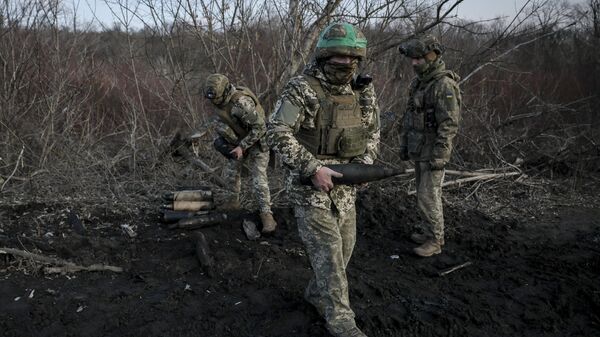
[460,21,576,84]
[438,261,472,277]
[1,146,24,191]
[408,171,520,195]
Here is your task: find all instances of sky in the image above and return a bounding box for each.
[455,0,587,21]
[73,0,589,30]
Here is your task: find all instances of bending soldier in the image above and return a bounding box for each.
[203,74,277,233]
[267,23,380,337]
[398,34,461,257]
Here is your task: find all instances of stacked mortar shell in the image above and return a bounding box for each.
[160,189,215,223]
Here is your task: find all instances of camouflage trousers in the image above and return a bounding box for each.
[221,146,272,213]
[415,161,445,241]
[294,205,357,327]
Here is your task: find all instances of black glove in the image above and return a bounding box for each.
[429,159,446,170]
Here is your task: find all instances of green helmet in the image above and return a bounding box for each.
[203,73,230,99]
[314,22,367,60]
[398,34,445,58]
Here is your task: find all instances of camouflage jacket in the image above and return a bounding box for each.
[267,63,380,213]
[214,86,267,152]
[399,59,461,162]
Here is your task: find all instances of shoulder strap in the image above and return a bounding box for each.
[234,86,265,116]
[304,75,327,102]
[215,96,248,139]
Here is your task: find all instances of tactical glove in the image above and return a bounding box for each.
[429,159,446,170]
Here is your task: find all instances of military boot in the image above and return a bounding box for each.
[326,321,368,337]
[260,212,277,233]
[413,239,442,257]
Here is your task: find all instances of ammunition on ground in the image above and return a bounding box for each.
[162,190,213,202]
[213,136,237,159]
[300,163,404,185]
[160,210,210,223]
[169,213,229,230]
[194,231,214,277]
[161,200,214,212]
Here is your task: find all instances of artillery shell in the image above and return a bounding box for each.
[162,190,213,202]
[162,201,214,212]
[174,213,229,229]
[194,231,214,277]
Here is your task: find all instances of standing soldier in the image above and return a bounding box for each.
[398,34,461,257]
[203,74,277,233]
[267,23,379,337]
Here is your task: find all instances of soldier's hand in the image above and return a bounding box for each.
[230,146,244,160]
[311,167,343,193]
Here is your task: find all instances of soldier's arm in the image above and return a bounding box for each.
[231,96,266,151]
[352,83,380,164]
[213,119,238,144]
[432,78,461,163]
[266,78,321,178]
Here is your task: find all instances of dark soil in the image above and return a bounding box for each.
[1,181,599,337]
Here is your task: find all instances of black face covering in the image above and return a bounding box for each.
[322,59,359,85]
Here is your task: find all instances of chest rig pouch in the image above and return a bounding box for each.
[296,76,367,159]
[412,81,438,130]
[407,80,437,155]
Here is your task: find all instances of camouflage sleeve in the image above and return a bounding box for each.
[433,78,461,162]
[352,83,380,164]
[231,95,266,151]
[266,76,322,178]
[213,118,238,144]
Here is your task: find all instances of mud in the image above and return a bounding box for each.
[1,182,599,337]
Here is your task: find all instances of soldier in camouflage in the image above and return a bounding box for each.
[203,74,277,233]
[267,22,379,337]
[398,34,461,257]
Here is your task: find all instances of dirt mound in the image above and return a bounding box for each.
[1,183,599,337]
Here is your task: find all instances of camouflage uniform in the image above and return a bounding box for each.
[209,82,272,214]
[399,36,461,246]
[267,23,379,334]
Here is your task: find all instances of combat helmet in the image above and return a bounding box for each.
[203,73,230,100]
[314,22,367,60]
[398,34,445,58]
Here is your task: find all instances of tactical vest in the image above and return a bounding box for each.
[406,71,460,159]
[410,79,438,131]
[215,86,265,140]
[296,76,367,159]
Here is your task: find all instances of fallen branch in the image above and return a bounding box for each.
[0,247,123,274]
[44,264,123,274]
[438,261,472,277]
[408,171,521,195]
[170,132,227,187]
[404,168,520,177]
[444,169,519,177]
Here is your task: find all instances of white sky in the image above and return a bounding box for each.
[455,0,587,21]
[73,0,589,30]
